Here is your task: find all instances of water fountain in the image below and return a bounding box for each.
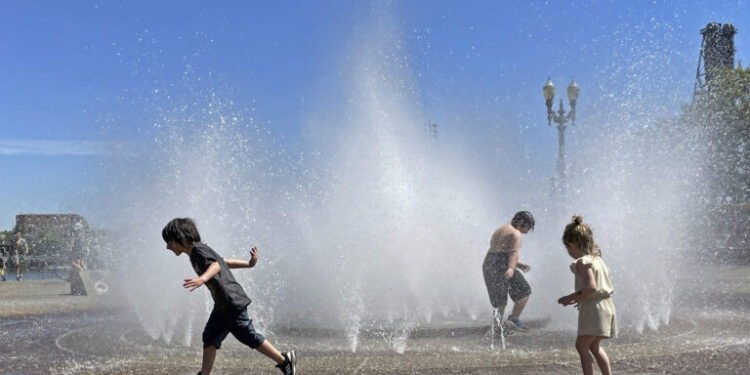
[99,2,706,350]
[3,5,749,375]
[94,6,705,356]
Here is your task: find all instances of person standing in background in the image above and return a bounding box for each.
[12,232,29,281]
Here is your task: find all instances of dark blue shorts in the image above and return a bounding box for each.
[202,307,266,350]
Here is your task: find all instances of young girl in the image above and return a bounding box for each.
[557,216,616,375]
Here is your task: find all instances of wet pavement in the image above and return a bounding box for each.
[1,264,749,374]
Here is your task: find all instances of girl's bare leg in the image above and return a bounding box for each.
[575,335,597,375]
[590,337,612,375]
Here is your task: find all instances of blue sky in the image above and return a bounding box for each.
[0,0,748,230]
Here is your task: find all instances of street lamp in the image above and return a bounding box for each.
[543,77,579,193]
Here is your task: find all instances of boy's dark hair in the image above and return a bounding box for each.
[511,211,535,232]
[162,218,201,246]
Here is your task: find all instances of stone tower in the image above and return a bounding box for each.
[697,22,736,91]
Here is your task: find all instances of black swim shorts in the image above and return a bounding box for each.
[482,252,532,308]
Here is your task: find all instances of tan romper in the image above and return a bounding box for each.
[571,255,617,338]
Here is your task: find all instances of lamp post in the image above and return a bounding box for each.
[543,77,579,193]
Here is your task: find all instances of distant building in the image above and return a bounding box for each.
[14,214,88,244]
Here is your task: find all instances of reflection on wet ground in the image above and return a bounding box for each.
[1,264,749,374]
[1,311,745,374]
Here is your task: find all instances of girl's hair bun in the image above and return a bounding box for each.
[571,215,583,225]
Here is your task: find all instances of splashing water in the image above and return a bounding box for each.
[98,4,709,352]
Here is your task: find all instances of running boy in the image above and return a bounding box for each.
[162,218,297,375]
[482,211,535,334]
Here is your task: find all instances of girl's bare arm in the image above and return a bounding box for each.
[574,262,598,298]
[558,262,597,305]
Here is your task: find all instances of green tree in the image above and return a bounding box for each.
[688,65,750,204]
[685,65,750,261]
[0,230,13,255]
[34,228,69,257]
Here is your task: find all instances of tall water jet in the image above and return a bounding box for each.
[96,4,717,354]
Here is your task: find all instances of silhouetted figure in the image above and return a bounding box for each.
[12,232,29,281]
[69,222,89,295]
